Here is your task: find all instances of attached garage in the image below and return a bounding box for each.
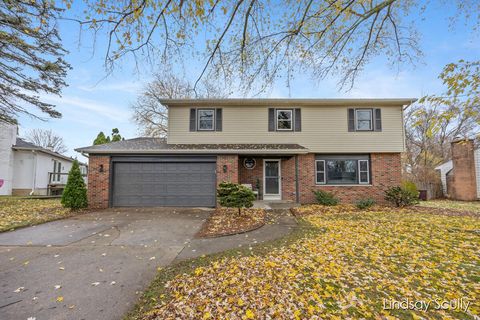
[111,156,217,207]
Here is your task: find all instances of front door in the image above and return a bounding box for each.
[263,160,281,200]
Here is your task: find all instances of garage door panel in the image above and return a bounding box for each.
[112,161,216,207]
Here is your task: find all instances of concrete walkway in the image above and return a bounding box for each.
[175,209,297,261]
[0,207,297,320]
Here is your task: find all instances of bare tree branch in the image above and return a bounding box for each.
[25,128,68,154]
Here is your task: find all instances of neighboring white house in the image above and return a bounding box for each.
[435,160,453,195]
[0,122,87,196]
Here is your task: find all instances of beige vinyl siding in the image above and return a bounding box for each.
[167,105,405,153]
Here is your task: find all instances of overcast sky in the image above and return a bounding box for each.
[16,1,480,160]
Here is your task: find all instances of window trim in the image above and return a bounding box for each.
[314,156,371,186]
[197,108,215,131]
[315,160,326,184]
[276,109,293,131]
[355,108,373,131]
[358,159,370,184]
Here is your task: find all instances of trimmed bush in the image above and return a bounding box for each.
[384,186,419,207]
[61,160,88,210]
[217,182,256,215]
[355,198,376,210]
[313,190,339,206]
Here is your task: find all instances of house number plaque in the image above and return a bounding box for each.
[243,158,256,169]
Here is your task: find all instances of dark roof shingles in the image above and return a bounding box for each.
[14,138,40,149]
[75,137,307,152]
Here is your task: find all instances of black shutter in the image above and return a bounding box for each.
[374,108,382,131]
[268,108,275,131]
[294,108,301,132]
[215,108,222,131]
[348,108,355,132]
[189,108,196,131]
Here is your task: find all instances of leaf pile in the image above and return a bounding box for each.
[197,208,266,238]
[143,209,479,319]
[419,200,480,214]
[0,197,75,232]
[293,204,480,218]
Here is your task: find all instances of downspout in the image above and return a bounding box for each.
[295,155,300,203]
[30,150,37,196]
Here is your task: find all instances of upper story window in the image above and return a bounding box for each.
[268,108,301,132]
[276,109,293,131]
[356,109,373,131]
[348,108,382,132]
[197,109,215,131]
[190,108,222,132]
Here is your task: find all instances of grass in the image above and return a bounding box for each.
[129,205,480,320]
[419,199,480,213]
[124,219,320,320]
[0,196,81,232]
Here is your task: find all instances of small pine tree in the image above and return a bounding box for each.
[217,182,256,216]
[61,160,88,210]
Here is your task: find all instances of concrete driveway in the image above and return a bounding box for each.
[0,208,211,320]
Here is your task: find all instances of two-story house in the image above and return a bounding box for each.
[76,98,415,208]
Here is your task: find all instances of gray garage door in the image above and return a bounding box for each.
[112,159,216,207]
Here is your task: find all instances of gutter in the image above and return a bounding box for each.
[74,149,310,155]
[12,146,85,164]
[160,98,419,107]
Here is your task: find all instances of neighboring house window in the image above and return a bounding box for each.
[315,160,326,184]
[356,109,373,131]
[56,161,61,181]
[197,109,215,131]
[52,160,62,182]
[276,109,293,131]
[315,155,370,185]
[52,161,57,182]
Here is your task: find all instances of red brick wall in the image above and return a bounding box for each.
[87,155,110,209]
[449,139,477,201]
[239,157,263,192]
[86,153,401,208]
[281,156,296,201]
[217,155,239,185]
[298,153,402,204]
[238,156,297,201]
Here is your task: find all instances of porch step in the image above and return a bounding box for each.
[253,200,300,210]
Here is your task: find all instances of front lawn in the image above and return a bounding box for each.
[419,199,480,213]
[0,197,79,232]
[132,206,479,320]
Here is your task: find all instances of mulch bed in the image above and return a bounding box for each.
[291,204,480,218]
[196,208,267,238]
